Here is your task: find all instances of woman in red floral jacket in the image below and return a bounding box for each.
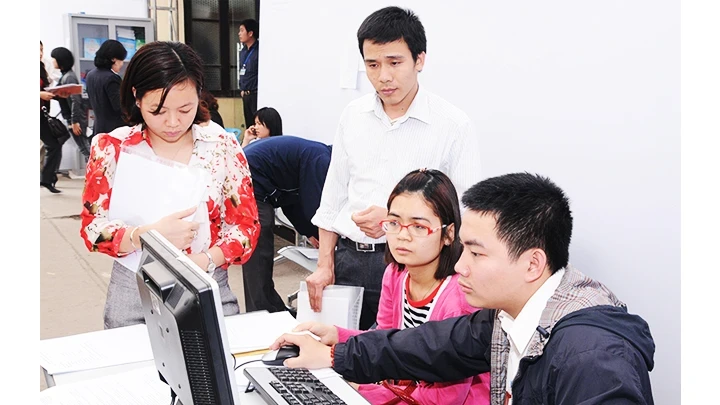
[80,41,260,329]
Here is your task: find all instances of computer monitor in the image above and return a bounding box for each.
[136,230,240,405]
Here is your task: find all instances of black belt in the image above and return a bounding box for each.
[339,237,385,253]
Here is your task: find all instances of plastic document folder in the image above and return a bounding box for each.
[296,282,364,330]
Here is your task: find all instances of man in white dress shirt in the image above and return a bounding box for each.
[308,6,482,329]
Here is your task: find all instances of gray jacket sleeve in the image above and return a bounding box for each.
[332,309,494,384]
[62,71,87,126]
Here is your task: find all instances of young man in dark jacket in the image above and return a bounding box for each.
[273,172,656,405]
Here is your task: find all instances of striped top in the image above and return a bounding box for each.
[311,87,482,244]
[401,274,452,329]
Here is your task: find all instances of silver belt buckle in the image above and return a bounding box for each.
[355,242,375,252]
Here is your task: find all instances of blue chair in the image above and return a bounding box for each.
[225,127,242,143]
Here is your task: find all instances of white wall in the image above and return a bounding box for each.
[259,0,679,403]
[40,0,148,52]
[39,0,148,171]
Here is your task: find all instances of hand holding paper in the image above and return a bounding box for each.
[147,206,199,250]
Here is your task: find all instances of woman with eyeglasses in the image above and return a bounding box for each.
[291,169,490,405]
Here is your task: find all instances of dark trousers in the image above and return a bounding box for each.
[242,91,258,129]
[242,200,288,313]
[69,125,91,160]
[334,240,386,330]
[40,111,65,185]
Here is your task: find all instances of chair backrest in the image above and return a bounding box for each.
[225,127,242,143]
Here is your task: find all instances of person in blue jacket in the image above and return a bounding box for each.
[243,135,332,313]
[273,172,656,405]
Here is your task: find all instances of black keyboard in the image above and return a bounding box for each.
[249,367,347,405]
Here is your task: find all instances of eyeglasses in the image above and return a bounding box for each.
[379,220,446,237]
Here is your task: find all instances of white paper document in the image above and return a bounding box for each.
[108,148,211,272]
[296,282,364,330]
[39,366,168,405]
[39,324,153,375]
[225,310,299,353]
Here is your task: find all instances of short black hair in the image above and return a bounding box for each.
[357,6,427,61]
[384,169,462,280]
[119,41,209,126]
[94,39,128,69]
[461,173,573,273]
[240,19,259,39]
[255,107,283,136]
[50,47,75,73]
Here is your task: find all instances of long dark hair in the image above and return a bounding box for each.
[119,41,209,126]
[384,169,462,279]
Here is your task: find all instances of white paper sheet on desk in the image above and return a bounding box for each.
[225,311,299,353]
[108,148,211,272]
[39,324,153,375]
[39,365,167,405]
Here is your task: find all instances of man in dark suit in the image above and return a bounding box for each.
[242,135,332,313]
[238,19,260,130]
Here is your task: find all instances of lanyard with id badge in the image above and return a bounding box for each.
[239,47,255,76]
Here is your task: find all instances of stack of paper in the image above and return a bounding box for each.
[39,366,168,405]
[116,27,137,60]
[39,324,153,376]
[296,282,364,330]
[40,312,300,380]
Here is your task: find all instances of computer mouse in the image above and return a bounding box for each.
[261,344,301,366]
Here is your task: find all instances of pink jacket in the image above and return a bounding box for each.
[336,264,491,405]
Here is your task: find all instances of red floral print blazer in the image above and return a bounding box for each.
[80,122,260,268]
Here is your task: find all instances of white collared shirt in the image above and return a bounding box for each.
[311,87,482,243]
[498,269,565,404]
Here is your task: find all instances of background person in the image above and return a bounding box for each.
[238,18,259,129]
[85,39,127,137]
[242,135,332,313]
[241,106,282,147]
[51,46,90,160]
[40,40,65,194]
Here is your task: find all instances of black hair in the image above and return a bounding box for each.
[385,169,462,280]
[461,173,573,274]
[255,107,283,136]
[119,41,209,126]
[94,39,128,69]
[240,19,259,39]
[357,6,427,62]
[50,47,75,73]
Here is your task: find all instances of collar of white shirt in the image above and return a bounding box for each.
[361,86,432,125]
[499,268,566,359]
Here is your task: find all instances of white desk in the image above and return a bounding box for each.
[39,311,302,404]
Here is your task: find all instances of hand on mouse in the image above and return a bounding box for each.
[270,333,332,369]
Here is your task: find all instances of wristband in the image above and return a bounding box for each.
[204,251,215,275]
[129,226,140,251]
